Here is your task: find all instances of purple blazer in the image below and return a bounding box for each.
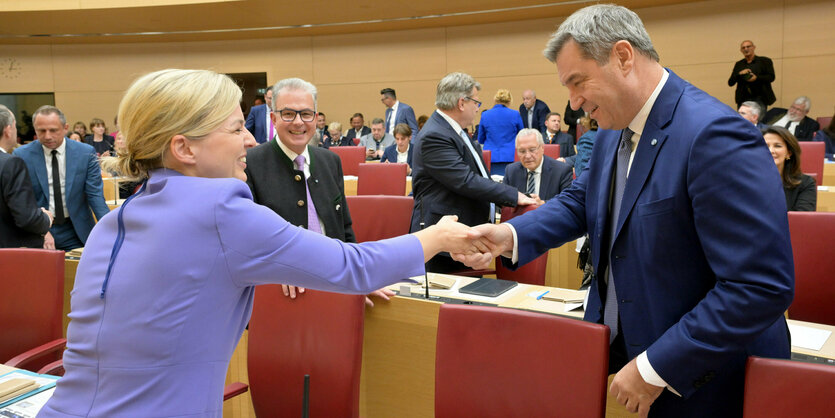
[39,169,424,417]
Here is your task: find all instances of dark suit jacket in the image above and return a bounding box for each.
[14,139,109,245]
[507,71,793,415]
[503,156,572,201]
[82,134,115,156]
[764,108,820,140]
[344,126,371,142]
[728,55,776,107]
[563,102,586,139]
[543,130,576,159]
[411,112,517,271]
[245,104,271,144]
[380,143,413,167]
[519,99,550,132]
[245,141,355,242]
[386,102,418,140]
[0,152,50,247]
[321,135,353,149]
[784,174,817,211]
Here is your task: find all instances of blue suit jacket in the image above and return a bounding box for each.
[380,143,413,167]
[245,104,271,144]
[507,71,793,414]
[503,156,572,201]
[385,102,418,140]
[518,99,550,132]
[14,139,110,244]
[477,104,523,163]
[543,130,576,160]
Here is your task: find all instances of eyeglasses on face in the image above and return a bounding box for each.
[274,108,317,122]
[464,96,482,108]
[517,146,542,156]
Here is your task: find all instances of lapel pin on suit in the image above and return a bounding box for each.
[651,139,658,146]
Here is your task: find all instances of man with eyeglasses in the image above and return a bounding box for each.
[503,129,573,205]
[410,72,536,273]
[359,118,395,160]
[764,96,820,140]
[728,40,776,110]
[245,78,394,306]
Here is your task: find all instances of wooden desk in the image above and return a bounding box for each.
[816,187,835,212]
[824,162,835,186]
[343,176,412,197]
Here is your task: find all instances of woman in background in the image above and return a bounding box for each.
[68,131,83,142]
[813,108,834,160]
[38,69,482,418]
[72,121,87,137]
[572,116,598,178]
[381,123,414,174]
[763,126,816,211]
[476,89,523,176]
[322,121,350,148]
[82,117,115,157]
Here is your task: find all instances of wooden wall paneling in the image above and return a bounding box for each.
[184,37,315,84]
[780,56,835,118]
[0,45,56,93]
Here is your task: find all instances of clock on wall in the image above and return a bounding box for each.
[0,58,22,79]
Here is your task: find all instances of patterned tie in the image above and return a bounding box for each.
[385,108,392,133]
[294,155,322,234]
[268,118,274,142]
[603,128,634,343]
[526,170,536,195]
[459,131,496,222]
[51,150,66,225]
[784,120,792,129]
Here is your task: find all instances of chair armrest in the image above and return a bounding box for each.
[223,382,249,401]
[6,338,67,370]
[37,360,65,376]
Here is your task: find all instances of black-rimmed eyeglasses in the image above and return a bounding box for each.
[274,108,317,122]
[464,97,482,108]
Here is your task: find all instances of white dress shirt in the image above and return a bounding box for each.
[388,101,400,135]
[42,139,69,218]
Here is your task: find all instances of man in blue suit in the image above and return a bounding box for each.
[245,85,274,144]
[381,88,418,140]
[14,106,110,250]
[503,129,572,202]
[519,89,550,132]
[456,5,793,417]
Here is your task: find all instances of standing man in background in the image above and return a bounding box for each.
[381,88,418,140]
[728,40,776,110]
[14,105,109,250]
[519,89,550,132]
[245,85,275,144]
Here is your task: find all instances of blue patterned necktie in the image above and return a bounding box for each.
[526,170,536,195]
[603,128,634,343]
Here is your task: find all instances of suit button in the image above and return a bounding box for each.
[297,200,305,207]
[294,175,302,182]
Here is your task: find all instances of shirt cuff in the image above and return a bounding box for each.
[637,351,681,397]
[506,223,519,264]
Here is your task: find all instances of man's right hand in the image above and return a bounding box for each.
[282,285,305,299]
[517,192,537,206]
[43,231,55,250]
[41,207,54,227]
[451,223,515,269]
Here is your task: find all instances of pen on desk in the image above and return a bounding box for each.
[536,290,550,300]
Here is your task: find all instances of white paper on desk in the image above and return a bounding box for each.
[0,387,55,418]
[564,302,583,312]
[789,323,831,351]
[817,186,829,192]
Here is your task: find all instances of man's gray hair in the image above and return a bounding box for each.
[543,4,659,64]
[33,105,67,125]
[371,117,385,125]
[515,128,544,147]
[272,78,317,112]
[435,72,481,110]
[793,96,811,112]
[740,101,763,118]
[0,104,14,133]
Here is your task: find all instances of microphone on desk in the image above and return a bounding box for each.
[302,374,309,418]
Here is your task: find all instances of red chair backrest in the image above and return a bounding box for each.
[743,356,835,417]
[248,286,365,418]
[435,305,609,417]
[495,205,548,285]
[352,137,360,145]
[346,195,413,242]
[787,212,835,324]
[481,149,491,173]
[329,146,365,176]
[0,249,65,364]
[576,124,588,141]
[513,144,561,162]
[357,163,407,196]
[798,142,824,186]
[817,117,832,130]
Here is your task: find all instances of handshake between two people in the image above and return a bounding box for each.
[415,216,517,270]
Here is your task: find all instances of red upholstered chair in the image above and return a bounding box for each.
[435,305,609,417]
[352,137,360,145]
[357,163,408,196]
[244,286,366,417]
[543,143,561,160]
[495,205,547,285]
[787,212,835,325]
[743,356,835,417]
[798,141,824,186]
[481,149,491,173]
[329,146,365,176]
[0,249,66,372]
[346,195,413,242]
[817,116,832,130]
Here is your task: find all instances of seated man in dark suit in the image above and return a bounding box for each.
[315,112,331,144]
[765,96,820,140]
[245,85,274,144]
[542,112,577,161]
[244,78,391,307]
[738,101,768,130]
[380,123,414,175]
[503,129,573,204]
[344,113,371,143]
[0,104,53,248]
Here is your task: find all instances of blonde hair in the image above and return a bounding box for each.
[103,69,242,180]
[494,89,512,105]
